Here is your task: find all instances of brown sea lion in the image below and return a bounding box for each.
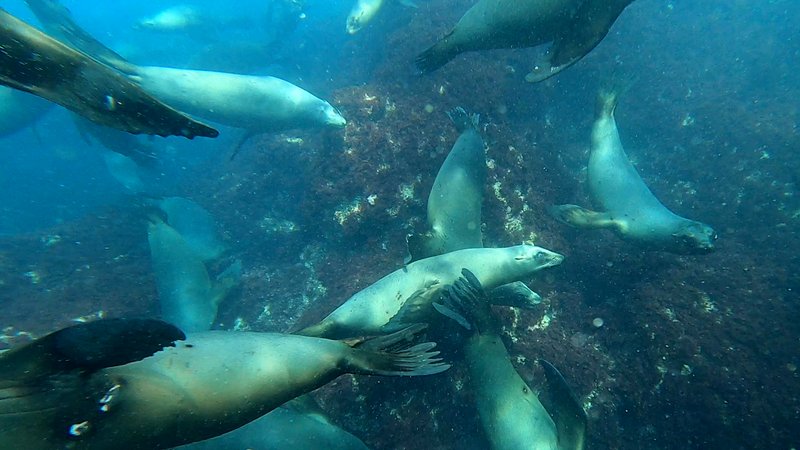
[0,8,217,138]
[0,319,447,449]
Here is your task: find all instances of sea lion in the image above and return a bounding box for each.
[550,91,717,254]
[415,0,635,83]
[407,107,543,309]
[0,86,53,137]
[135,5,204,32]
[24,0,346,135]
[524,0,637,83]
[176,396,371,450]
[407,107,486,261]
[346,0,417,34]
[0,8,218,138]
[436,270,587,450]
[0,320,447,449]
[147,216,239,332]
[297,244,564,339]
[130,66,347,132]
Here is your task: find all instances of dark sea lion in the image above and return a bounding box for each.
[0,8,218,138]
[0,320,447,449]
[550,91,717,254]
[415,0,635,83]
[524,0,636,82]
[435,270,587,450]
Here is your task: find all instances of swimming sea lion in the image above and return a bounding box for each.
[407,107,485,261]
[415,0,635,83]
[176,396,371,450]
[407,107,543,309]
[524,0,637,83]
[0,8,218,138]
[0,320,447,449]
[436,270,587,450]
[147,215,239,332]
[346,0,417,34]
[0,86,53,137]
[135,5,204,32]
[130,66,347,132]
[24,0,347,135]
[550,91,717,254]
[297,244,564,339]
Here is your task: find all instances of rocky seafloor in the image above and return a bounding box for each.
[1,0,799,449]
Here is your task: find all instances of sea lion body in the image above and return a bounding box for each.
[416,0,636,82]
[551,92,716,254]
[0,8,217,138]
[0,325,446,449]
[0,86,53,137]
[439,272,587,450]
[176,396,370,450]
[132,66,346,131]
[412,108,485,258]
[416,0,574,71]
[299,245,563,339]
[137,5,203,32]
[147,217,233,332]
[346,0,386,34]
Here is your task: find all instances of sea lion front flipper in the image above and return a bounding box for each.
[381,282,443,333]
[548,204,619,230]
[538,359,588,450]
[489,281,542,309]
[0,319,185,382]
[433,268,497,334]
[526,1,634,84]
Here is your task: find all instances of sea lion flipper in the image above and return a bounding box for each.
[381,282,443,332]
[0,319,184,381]
[489,281,542,309]
[345,324,450,376]
[415,30,458,74]
[549,204,618,230]
[433,268,496,333]
[538,359,588,450]
[447,106,480,133]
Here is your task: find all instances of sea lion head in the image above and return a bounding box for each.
[671,221,717,254]
[514,244,565,270]
[318,103,347,128]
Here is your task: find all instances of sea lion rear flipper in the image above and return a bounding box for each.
[381,282,442,332]
[538,359,588,450]
[489,281,542,309]
[0,319,185,381]
[344,324,450,376]
[548,204,618,230]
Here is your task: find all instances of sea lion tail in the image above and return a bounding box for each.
[447,106,480,133]
[596,90,618,118]
[415,31,457,73]
[344,324,450,376]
